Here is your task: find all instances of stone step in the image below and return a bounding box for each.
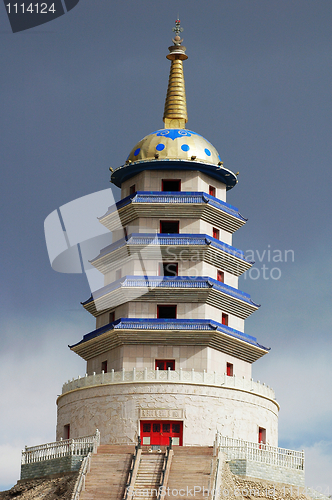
[97,444,136,454]
[80,450,133,500]
[136,474,162,478]
[132,454,164,497]
[165,451,215,500]
[172,446,213,456]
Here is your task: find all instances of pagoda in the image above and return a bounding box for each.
[56,20,279,449]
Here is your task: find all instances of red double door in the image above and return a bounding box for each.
[140,420,183,446]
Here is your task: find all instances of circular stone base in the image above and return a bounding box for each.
[56,382,278,446]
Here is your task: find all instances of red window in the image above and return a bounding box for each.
[226,362,233,376]
[109,311,115,323]
[101,360,108,373]
[213,227,219,239]
[155,360,175,370]
[217,270,224,282]
[172,423,181,434]
[140,420,183,446]
[162,179,181,192]
[143,423,151,433]
[153,423,161,433]
[209,185,216,197]
[157,305,177,319]
[222,313,228,326]
[259,427,266,445]
[159,262,178,277]
[129,184,136,195]
[64,424,70,440]
[160,220,179,234]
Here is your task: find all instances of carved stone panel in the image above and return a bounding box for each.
[139,408,184,420]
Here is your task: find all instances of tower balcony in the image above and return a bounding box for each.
[70,318,268,363]
[91,233,253,277]
[99,191,247,234]
[60,368,278,407]
[82,276,259,319]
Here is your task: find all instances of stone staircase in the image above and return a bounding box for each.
[79,445,135,500]
[132,452,164,500]
[79,445,214,500]
[166,447,215,500]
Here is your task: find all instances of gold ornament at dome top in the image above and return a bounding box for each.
[163,20,188,129]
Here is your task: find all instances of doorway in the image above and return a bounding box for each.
[140,420,183,446]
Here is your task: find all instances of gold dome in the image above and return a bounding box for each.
[126,128,222,165]
[125,21,221,167]
[111,21,237,190]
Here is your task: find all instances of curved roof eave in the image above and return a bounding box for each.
[111,159,238,190]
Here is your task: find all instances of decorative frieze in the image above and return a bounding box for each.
[139,408,184,420]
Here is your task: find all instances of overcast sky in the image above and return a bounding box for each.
[0,0,331,492]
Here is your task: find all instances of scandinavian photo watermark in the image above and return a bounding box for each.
[44,186,296,310]
[243,245,295,281]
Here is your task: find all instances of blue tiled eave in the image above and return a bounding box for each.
[70,318,269,352]
[100,191,246,221]
[82,276,260,308]
[110,159,238,190]
[91,233,253,265]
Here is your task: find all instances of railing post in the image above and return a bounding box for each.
[70,439,74,456]
[111,368,114,382]
[94,429,100,452]
[191,368,195,381]
[156,367,159,380]
[213,433,217,456]
[133,367,136,381]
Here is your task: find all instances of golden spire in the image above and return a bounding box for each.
[163,19,188,129]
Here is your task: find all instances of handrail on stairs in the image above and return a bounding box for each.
[157,438,174,500]
[71,452,91,500]
[123,437,142,500]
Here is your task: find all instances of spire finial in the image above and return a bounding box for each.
[172,19,183,35]
[163,20,188,129]
[172,19,183,45]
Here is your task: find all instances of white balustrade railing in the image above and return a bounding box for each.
[61,369,276,401]
[71,453,92,500]
[21,429,100,465]
[215,433,304,471]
